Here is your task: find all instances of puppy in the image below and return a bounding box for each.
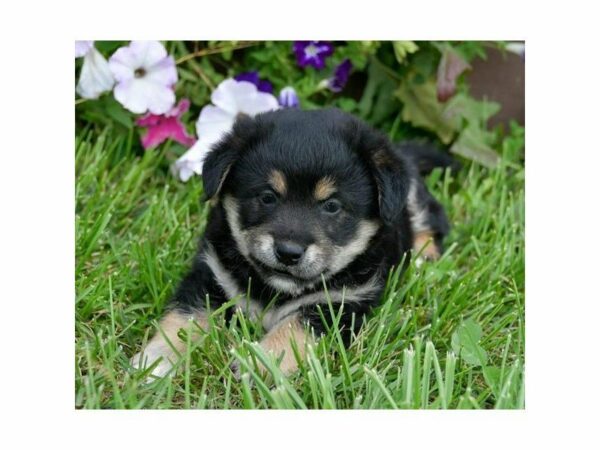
[131,108,450,378]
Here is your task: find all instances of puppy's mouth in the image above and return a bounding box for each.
[249,255,321,282]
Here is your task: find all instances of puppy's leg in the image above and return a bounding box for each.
[253,314,311,376]
[413,231,441,260]
[131,308,208,378]
[248,300,374,376]
[407,178,450,262]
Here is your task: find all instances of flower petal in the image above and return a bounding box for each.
[136,99,196,149]
[293,41,334,69]
[173,139,213,180]
[279,86,300,108]
[210,79,254,115]
[237,90,279,116]
[160,98,191,119]
[114,79,175,114]
[76,48,114,99]
[139,120,171,149]
[144,55,178,87]
[212,80,279,116]
[234,72,273,94]
[196,105,235,143]
[109,41,176,86]
[139,116,196,149]
[108,47,136,83]
[256,79,273,94]
[234,71,260,85]
[328,59,353,92]
[75,41,94,58]
[135,112,161,128]
[130,41,169,69]
[169,121,197,148]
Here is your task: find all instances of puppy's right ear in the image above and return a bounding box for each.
[202,114,261,200]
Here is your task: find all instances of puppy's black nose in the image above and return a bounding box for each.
[274,241,305,266]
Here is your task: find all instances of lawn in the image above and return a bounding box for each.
[75,123,524,409]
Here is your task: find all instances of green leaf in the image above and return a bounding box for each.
[482,366,502,390]
[450,125,500,168]
[393,41,419,64]
[336,97,359,113]
[451,318,489,367]
[396,80,458,143]
[412,50,437,79]
[451,331,461,356]
[105,102,133,129]
[358,61,399,125]
[443,94,500,128]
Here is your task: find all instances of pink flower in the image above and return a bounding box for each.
[108,41,177,114]
[135,99,196,150]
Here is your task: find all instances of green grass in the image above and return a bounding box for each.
[75,125,525,409]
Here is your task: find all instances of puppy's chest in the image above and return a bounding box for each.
[204,248,382,331]
[217,273,319,332]
[233,281,382,332]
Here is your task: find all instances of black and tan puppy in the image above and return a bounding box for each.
[131,108,450,378]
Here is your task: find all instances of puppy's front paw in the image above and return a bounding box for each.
[256,315,309,376]
[413,231,441,264]
[130,346,175,381]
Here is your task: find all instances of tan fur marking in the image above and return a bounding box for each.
[314,176,336,200]
[257,314,310,375]
[158,310,208,348]
[131,310,208,378]
[269,170,287,195]
[413,231,441,260]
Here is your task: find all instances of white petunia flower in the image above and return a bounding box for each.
[75,41,114,99]
[75,41,94,58]
[174,79,279,181]
[108,41,177,115]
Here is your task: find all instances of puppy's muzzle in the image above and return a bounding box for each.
[274,241,305,266]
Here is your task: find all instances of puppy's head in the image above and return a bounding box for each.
[202,108,409,294]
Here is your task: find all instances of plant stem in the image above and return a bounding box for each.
[175,41,260,65]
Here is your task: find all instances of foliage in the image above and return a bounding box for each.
[76,41,513,169]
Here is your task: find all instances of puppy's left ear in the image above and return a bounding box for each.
[369,145,410,226]
[202,114,261,200]
[350,120,410,227]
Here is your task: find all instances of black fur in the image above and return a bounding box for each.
[398,140,461,176]
[170,108,450,345]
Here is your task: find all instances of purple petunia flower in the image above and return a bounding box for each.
[293,41,334,70]
[328,59,353,93]
[278,86,299,108]
[234,71,273,94]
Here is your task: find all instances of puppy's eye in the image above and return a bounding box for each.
[259,191,278,206]
[322,198,342,215]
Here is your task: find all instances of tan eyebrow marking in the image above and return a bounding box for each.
[269,170,287,195]
[314,176,337,201]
